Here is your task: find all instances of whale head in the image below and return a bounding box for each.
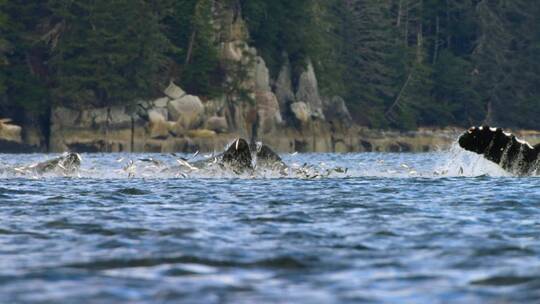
[458,126,540,175]
[458,126,505,155]
[221,138,253,171]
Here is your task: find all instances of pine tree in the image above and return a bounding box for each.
[0,0,9,95]
[0,0,51,114]
[182,0,221,97]
[48,0,169,107]
[343,0,403,127]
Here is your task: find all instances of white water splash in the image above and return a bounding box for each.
[433,143,510,177]
[0,144,529,180]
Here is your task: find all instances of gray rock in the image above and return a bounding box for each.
[154,97,170,108]
[168,95,205,129]
[323,96,352,123]
[92,108,109,126]
[51,107,79,128]
[137,100,152,110]
[295,60,324,119]
[256,91,282,133]
[290,102,310,124]
[148,108,168,122]
[0,119,22,143]
[275,58,296,110]
[254,56,271,92]
[222,41,245,62]
[206,116,228,133]
[164,82,186,100]
[108,106,133,128]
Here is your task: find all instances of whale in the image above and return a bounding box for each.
[9,152,82,176]
[458,126,540,175]
[184,138,288,174]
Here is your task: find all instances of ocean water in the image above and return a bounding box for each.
[1,145,539,303]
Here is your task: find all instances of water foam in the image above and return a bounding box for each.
[0,144,529,180]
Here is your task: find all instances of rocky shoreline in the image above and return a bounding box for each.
[3,113,540,154]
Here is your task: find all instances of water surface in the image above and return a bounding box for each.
[1,148,539,303]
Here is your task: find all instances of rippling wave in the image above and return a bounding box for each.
[1,146,539,303]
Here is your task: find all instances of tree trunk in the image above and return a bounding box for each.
[404,0,409,46]
[396,0,403,27]
[184,30,197,65]
[433,16,440,64]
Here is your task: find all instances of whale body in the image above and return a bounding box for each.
[458,126,540,175]
[188,138,288,174]
[2,152,82,176]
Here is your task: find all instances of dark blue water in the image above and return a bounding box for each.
[1,149,540,303]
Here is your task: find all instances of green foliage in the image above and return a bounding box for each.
[0,0,8,95]
[342,0,403,127]
[48,0,169,107]
[162,0,222,97]
[1,0,539,130]
[0,0,51,114]
[241,0,337,81]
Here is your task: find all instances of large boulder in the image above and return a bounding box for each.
[148,110,170,139]
[154,97,170,108]
[205,116,228,133]
[148,109,166,124]
[0,119,22,143]
[148,107,168,123]
[204,96,227,117]
[290,102,310,124]
[108,106,133,129]
[90,108,109,127]
[295,60,324,119]
[164,82,186,100]
[167,95,205,129]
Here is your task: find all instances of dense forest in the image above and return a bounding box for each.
[1,0,539,130]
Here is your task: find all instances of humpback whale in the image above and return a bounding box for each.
[19,152,82,175]
[5,152,82,176]
[458,126,540,175]
[185,138,288,174]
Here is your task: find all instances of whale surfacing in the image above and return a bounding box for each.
[184,138,287,174]
[458,126,540,175]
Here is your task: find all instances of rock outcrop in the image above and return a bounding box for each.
[206,116,228,133]
[275,57,296,114]
[296,60,325,120]
[0,119,22,143]
[323,96,352,123]
[290,102,310,124]
[168,95,204,129]
[164,82,186,100]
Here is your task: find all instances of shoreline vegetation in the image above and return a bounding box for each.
[1,1,539,153]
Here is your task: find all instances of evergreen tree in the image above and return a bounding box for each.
[1,0,539,129]
[342,0,403,127]
[162,0,221,97]
[48,0,169,107]
[0,0,51,114]
[0,0,9,95]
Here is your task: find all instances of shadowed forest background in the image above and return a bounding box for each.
[1,0,539,131]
